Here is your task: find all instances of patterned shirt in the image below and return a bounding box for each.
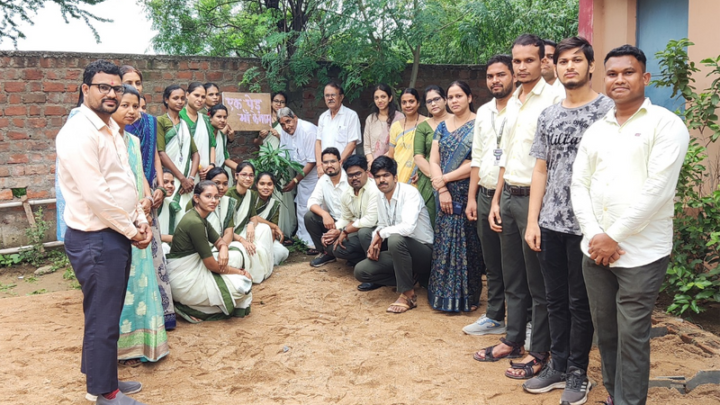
[530,94,613,235]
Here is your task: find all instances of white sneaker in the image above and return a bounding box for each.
[462,314,506,335]
[525,322,533,350]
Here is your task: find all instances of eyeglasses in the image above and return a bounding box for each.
[426,96,442,105]
[90,83,125,95]
[272,99,286,104]
[324,93,338,99]
[200,194,221,201]
[346,171,364,179]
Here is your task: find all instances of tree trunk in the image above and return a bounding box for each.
[409,44,421,89]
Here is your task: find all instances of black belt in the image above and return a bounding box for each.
[479,186,495,198]
[504,183,531,197]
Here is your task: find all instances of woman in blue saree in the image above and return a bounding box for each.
[427,81,484,313]
[121,65,177,331]
[112,85,169,367]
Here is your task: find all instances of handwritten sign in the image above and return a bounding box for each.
[222,92,272,131]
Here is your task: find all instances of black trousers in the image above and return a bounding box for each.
[476,190,505,322]
[537,227,593,372]
[65,227,132,395]
[304,211,334,255]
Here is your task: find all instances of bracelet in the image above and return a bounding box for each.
[156,187,168,197]
[144,196,154,203]
[292,177,299,184]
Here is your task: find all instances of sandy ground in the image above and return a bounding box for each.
[1,258,720,405]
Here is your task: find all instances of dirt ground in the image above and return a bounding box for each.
[1,256,720,405]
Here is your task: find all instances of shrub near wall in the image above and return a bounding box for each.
[0,51,489,247]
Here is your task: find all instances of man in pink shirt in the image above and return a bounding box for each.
[57,60,152,405]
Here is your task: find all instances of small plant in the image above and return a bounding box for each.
[0,283,17,292]
[50,250,71,272]
[0,254,23,267]
[23,207,49,266]
[24,276,38,284]
[652,38,720,315]
[63,267,76,281]
[285,236,309,254]
[27,289,48,295]
[250,143,305,192]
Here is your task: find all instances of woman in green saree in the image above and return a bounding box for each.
[180,82,217,181]
[167,180,253,323]
[414,85,452,226]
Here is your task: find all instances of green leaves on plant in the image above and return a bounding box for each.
[652,39,720,316]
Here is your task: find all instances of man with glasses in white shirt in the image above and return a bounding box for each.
[305,147,350,266]
[330,154,380,276]
[571,45,688,405]
[354,156,434,314]
[315,81,362,175]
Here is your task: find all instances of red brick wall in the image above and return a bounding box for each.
[0,51,488,247]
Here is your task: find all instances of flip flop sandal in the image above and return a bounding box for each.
[473,337,524,362]
[386,294,417,313]
[504,353,548,380]
[306,248,320,255]
[282,239,295,246]
[118,359,142,368]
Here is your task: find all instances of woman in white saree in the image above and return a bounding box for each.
[167,181,253,324]
[180,82,216,181]
[208,104,238,185]
[157,84,200,232]
[226,162,276,283]
[253,172,290,265]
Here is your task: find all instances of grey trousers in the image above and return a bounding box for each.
[331,227,374,264]
[583,255,669,405]
[498,189,550,352]
[65,227,132,395]
[477,190,505,322]
[354,234,433,293]
[304,210,333,255]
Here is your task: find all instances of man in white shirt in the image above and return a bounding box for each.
[354,156,434,314]
[463,54,515,336]
[330,154,380,274]
[522,37,614,404]
[305,147,350,267]
[478,35,562,376]
[542,39,566,98]
[278,107,319,249]
[57,60,152,405]
[315,81,362,174]
[571,45,689,405]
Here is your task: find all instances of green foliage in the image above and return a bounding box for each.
[285,236,309,254]
[250,143,304,191]
[651,39,720,316]
[0,0,111,47]
[27,289,48,295]
[23,207,49,267]
[142,0,578,99]
[0,254,24,267]
[24,276,38,283]
[50,251,71,272]
[0,283,17,293]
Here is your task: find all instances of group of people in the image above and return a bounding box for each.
[55,32,688,405]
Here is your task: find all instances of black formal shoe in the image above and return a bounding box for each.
[357,282,383,292]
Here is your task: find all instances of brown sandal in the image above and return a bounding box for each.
[504,352,549,379]
[473,337,524,362]
[386,293,417,313]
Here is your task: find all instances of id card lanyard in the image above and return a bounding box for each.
[490,111,506,166]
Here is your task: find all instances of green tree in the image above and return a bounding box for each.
[141,0,578,98]
[0,0,111,47]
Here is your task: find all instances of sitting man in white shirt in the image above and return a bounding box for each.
[354,156,434,313]
[305,147,350,267]
[330,154,379,271]
[571,44,689,405]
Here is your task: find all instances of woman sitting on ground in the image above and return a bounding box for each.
[167,180,253,323]
[253,172,290,265]
[226,162,276,283]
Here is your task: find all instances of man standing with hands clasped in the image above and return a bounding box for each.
[571,45,688,405]
[57,60,153,405]
[522,37,613,404]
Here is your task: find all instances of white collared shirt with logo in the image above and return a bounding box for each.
[570,98,689,268]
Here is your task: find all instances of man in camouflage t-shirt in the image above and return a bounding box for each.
[523,37,614,405]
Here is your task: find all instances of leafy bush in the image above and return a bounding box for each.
[652,39,720,315]
[250,142,305,192]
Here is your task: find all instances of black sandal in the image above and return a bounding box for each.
[504,352,549,379]
[473,337,524,362]
[306,248,320,256]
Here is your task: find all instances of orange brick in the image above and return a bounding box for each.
[8,131,28,140]
[0,189,13,200]
[4,106,27,116]
[8,154,28,164]
[4,82,26,92]
[43,82,65,92]
[23,69,44,80]
[45,106,67,116]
